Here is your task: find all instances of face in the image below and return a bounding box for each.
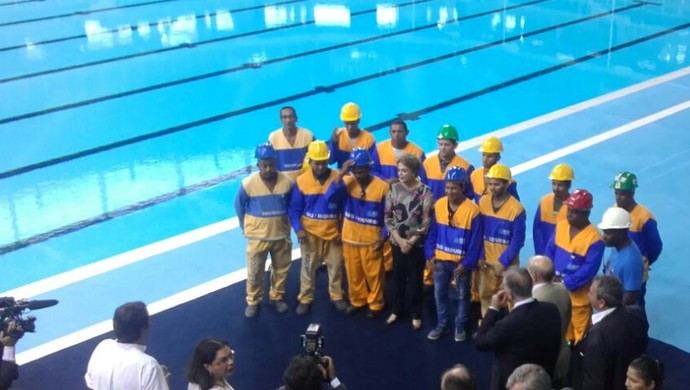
[352,165,370,183]
[437,139,456,160]
[615,190,635,209]
[389,123,408,143]
[481,152,500,169]
[257,159,277,181]
[588,282,604,311]
[280,108,297,129]
[344,120,360,134]
[205,346,235,381]
[566,207,589,228]
[602,229,626,247]
[310,159,329,178]
[397,162,416,183]
[626,367,654,390]
[487,178,509,196]
[552,180,571,198]
[445,181,464,203]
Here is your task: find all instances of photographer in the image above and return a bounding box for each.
[281,355,346,390]
[0,322,19,390]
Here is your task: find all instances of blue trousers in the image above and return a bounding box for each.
[433,260,470,329]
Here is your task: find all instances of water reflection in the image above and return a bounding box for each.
[376,4,398,29]
[314,4,351,27]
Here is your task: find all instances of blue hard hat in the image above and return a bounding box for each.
[350,147,372,167]
[254,142,276,160]
[444,166,467,183]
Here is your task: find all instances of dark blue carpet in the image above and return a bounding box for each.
[14,261,690,389]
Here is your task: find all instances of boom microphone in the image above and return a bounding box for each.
[0,299,58,316]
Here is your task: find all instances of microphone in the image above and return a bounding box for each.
[0,299,58,316]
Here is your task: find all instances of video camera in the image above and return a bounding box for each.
[0,297,58,339]
[301,323,324,357]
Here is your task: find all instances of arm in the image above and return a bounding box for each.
[141,361,169,390]
[463,213,483,271]
[474,307,509,351]
[563,240,605,292]
[288,184,305,234]
[544,230,556,261]
[532,203,545,255]
[368,144,382,178]
[498,210,526,268]
[464,165,475,200]
[621,252,643,305]
[234,185,249,231]
[424,214,438,261]
[328,128,342,166]
[642,218,663,265]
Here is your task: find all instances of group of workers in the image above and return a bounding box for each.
[234,102,662,348]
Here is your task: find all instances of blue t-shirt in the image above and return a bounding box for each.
[603,241,644,292]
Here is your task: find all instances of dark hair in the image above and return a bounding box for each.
[397,153,422,176]
[113,301,149,343]
[280,106,296,114]
[504,268,533,299]
[390,119,408,131]
[441,364,477,390]
[283,355,324,390]
[630,355,664,389]
[594,275,623,308]
[186,339,231,390]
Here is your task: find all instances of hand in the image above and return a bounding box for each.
[331,127,341,143]
[296,230,307,245]
[160,365,171,381]
[340,160,355,175]
[322,356,336,381]
[490,290,509,310]
[399,239,412,254]
[0,322,19,347]
[478,260,488,270]
[492,262,505,277]
[453,264,466,279]
[373,237,385,252]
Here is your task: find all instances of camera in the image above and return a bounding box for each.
[301,323,324,357]
[0,297,58,339]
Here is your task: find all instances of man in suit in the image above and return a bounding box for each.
[527,255,572,386]
[580,275,649,390]
[475,268,561,390]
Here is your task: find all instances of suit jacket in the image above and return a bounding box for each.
[475,299,562,390]
[580,306,649,390]
[533,283,572,381]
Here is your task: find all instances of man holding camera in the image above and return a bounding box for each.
[281,355,347,390]
[0,322,19,390]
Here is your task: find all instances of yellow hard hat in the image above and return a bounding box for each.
[478,136,503,153]
[485,163,512,181]
[340,102,361,122]
[307,141,330,161]
[549,163,575,181]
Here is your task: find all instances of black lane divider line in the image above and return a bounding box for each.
[2,18,687,254]
[0,1,642,181]
[0,0,548,124]
[0,0,312,50]
[0,0,433,83]
[1,0,182,27]
[0,165,255,255]
[0,0,43,7]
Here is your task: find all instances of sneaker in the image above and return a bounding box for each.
[269,299,288,313]
[345,305,363,315]
[333,300,349,311]
[296,303,310,315]
[367,309,382,320]
[427,326,448,340]
[454,328,467,342]
[245,305,259,318]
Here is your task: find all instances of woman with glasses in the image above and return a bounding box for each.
[384,153,433,330]
[187,339,235,390]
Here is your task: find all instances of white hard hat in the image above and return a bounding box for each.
[598,207,632,230]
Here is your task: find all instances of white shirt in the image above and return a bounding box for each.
[85,339,169,390]
[188,380,234,390]
[591,307,616,326]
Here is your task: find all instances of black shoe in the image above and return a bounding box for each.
[345,305,363,315]
[367,309,382,319]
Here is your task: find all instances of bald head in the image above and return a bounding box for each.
[527,255,555,284]
[441,364,476,390]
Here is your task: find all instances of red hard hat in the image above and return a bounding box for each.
[565,189,593,210]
